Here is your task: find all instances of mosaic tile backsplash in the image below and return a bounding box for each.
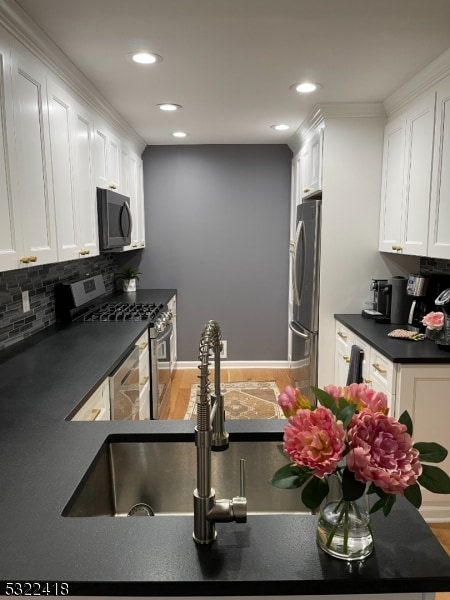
[0,255,119,351]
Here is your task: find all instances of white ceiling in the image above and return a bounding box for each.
[13,0,450,145]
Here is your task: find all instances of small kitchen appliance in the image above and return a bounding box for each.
[406,274,429,331]
[362,278,390,320]
[97,187,132,250]
[435,288,450,347]
[389,276,409,324]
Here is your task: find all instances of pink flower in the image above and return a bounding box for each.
[422,311,444,331]
[346,410,422,495]
[283,407,346,478]
[324,383,389,415]
[278,386,311,417]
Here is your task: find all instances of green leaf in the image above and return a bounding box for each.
[382,494,397,516]
[301,476,329,510]
[337,403,357,429]
[414,442,448,464]
[310,387,337,413]
[269,463,312,489]
[404,483,422,509]
[418,464,450,494]
[342,468,366,501]
[398,410,413,436]
[369,493,396,516]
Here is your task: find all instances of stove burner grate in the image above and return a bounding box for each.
[84,302,164,322]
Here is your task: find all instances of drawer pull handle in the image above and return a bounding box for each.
[337,332,348,340]
[364,378,372,384]
[90,408,101,421]
[20,257,30,263]
[372,363,387,375]
[28,255,37,262]
[343,355,351,363]
[139,342,148,350]
[140,376,149,385]
[391,245,403,252]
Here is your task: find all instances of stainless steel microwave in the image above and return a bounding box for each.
[97,187,132,250]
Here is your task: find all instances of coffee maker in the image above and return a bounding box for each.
[406,274,429,331]
[362,278,391,320]
[435,288,450,346]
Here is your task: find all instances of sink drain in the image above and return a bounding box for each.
[127,503,155,516]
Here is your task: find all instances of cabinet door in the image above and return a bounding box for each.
[300,128,323,196]
[402,91,436,256]
[10,46,57,266]
[0,41,23,272]
[397,364,450,520]
[379,115,406,253]
[47,80,78,261]
[122,150,140,250]
[428,75,450,259]
[72,101,98,258]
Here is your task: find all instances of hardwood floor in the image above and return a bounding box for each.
[163,366,450,590]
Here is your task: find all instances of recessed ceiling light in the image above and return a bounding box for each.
[271,124,290,131]
[129,52,162,65]
[291,82,321,93]
[158,103,182,111]
[172,131,188,138]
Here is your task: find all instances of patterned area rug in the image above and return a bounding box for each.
[184,381,283,420]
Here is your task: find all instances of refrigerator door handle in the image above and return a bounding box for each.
[289,321,310,340]
[292,220,305,307]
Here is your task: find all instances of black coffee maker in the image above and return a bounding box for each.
[406,274,429,331]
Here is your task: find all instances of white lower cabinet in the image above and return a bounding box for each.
[70,379,110,421]
[334,321,450,520]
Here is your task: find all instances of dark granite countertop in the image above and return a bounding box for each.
[335,314,450,363]
[0,296,448,595]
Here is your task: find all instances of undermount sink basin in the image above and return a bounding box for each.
[63,437,309,517]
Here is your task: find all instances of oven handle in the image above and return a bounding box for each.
[156,321,173,343]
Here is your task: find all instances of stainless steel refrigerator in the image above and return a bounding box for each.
[290,190,322,400]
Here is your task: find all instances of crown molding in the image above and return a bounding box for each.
[0,0,146,153]
[384,48,450,117]
[288,102,386,153]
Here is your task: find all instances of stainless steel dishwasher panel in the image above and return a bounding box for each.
[110,345,140,420]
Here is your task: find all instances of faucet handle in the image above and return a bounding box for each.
[231,458,247,523]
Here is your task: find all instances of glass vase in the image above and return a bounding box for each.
[316,477,373,561]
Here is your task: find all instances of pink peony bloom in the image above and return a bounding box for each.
[283,407,346,478]
[278,386,311,417]
[324,383,389,415]
[422,311,444,331]
[346,410,422,495]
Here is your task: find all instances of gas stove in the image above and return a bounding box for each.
[54,274,166,325]
[84,301,164,322]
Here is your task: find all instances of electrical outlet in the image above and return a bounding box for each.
[220,340,227,359]
[209,340,228,359]
[22,290,30,313]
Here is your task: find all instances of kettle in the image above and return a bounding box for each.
[435,288,450,346]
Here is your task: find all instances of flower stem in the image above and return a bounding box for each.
[326,500,346,548]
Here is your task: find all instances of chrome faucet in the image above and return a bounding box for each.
[193,320,247,544]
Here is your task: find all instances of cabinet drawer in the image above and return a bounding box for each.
[368,349,396,394]
[335,323,353,353]
[71,379,110,421]
[136,330,149,354]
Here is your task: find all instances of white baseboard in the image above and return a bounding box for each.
[175,360,290,370]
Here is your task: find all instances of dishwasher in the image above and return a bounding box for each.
[110,345,140,420]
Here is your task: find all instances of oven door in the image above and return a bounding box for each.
[150,322,172,419]
[110,345,140,420]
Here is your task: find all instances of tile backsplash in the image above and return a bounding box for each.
[420,257,450,275]
[0,255,118,351]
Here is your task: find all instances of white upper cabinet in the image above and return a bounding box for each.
[379,91,435,256]
[93,120,121,192]
[47,79,98,261]
[428,75,450,259]
[299,127,323,196]
[0,40,22,272]
[9,43,58,267]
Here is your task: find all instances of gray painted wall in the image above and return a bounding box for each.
[137,144,292,362]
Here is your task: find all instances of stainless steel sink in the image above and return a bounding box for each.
[63,438,309,517]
